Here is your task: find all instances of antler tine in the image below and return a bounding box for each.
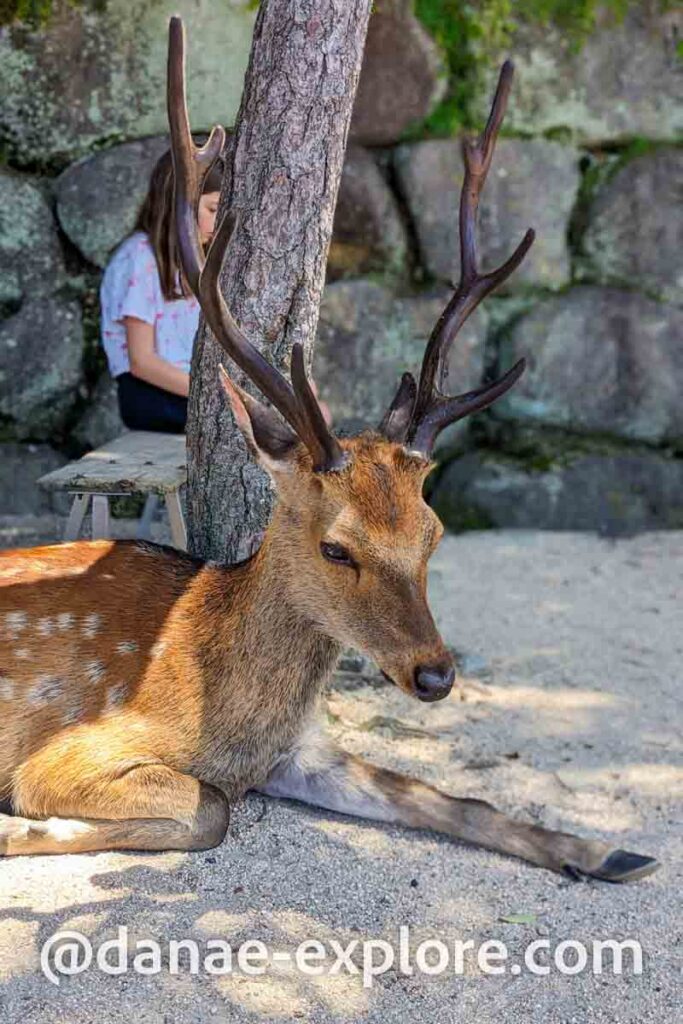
[377,372,417,442]
[167,17,225,295]
[291,344,350,472]
[384,60,534,456]
[201,212,303,432]
[459,60,514,286]
[167,16,347,474]
[410,358,526,456]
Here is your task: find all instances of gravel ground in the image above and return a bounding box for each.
[0,529,680,1023]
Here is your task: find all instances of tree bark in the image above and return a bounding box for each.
[186,0,372,563]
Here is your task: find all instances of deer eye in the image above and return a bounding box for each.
[320,541,355,567]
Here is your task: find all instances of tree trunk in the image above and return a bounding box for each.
[186,0,372,563]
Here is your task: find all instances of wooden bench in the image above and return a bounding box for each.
[38,431,187,550]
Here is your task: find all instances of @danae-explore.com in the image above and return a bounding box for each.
[40,926,644,988]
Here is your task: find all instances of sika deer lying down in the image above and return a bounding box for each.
[0,19,658,883]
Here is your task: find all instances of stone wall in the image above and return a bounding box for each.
[1,1,681,535]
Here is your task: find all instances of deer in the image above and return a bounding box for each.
[0,18,658,883]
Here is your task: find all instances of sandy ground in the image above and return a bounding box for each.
[0,528,680,1023]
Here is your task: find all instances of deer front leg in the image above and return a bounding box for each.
[258,730,658,883]
[3,733,229,856]
[2,769,228,856]
[0,786,227,856]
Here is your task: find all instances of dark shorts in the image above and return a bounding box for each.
[116,372,187,434]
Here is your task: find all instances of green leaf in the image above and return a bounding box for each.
[499,912,537,925]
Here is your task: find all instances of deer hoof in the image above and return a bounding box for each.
[592,849,660,883]
[564,849,660,883]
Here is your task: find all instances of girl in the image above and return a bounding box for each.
[100,148,222,433]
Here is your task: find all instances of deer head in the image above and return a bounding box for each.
[167,18,534,703]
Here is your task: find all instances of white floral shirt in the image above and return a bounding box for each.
[100,231,200,378]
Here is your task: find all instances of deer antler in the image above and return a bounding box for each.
[381,61,534,456]
[167,16,347,473]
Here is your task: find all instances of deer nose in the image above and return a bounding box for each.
[414,663,455,702]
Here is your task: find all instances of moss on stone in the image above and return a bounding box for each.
[570,140,681,292]
[0,0,106,29]
[566,152,616,271]
[411,0,508,136]
[513,0,631,39]
[412,1,664,139]
[0,412,17,442]
[429,491,496,533]
[475,418,683,474]
[80,284,107,387]
[0,0,55,29]
[110,494,147,519]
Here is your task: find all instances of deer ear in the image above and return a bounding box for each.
[218,365,299,475]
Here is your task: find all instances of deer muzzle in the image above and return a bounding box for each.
[413,662,455,702]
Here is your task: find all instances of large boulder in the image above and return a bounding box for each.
[497,287,683,445]
[0,297,83,439]
[350,0,445,145]
[581,148,683,307]
[431,449,683,536]
[55,136,169,268]
[474,6,683,145]
[0,443,68,515]
[394,139,578,291]
[0,169,64,305]
[329,147,408,280]
[71,374,124,453]
[314,280,486,446]
[0,0,255,166]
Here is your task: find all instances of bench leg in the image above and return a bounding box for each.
[64,494,90,542]
[91,494,111,540]
[164,491,187,551]
[138,494,160,541]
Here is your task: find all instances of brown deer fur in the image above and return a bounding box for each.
[0,436,440,812]
[0,431,659,880]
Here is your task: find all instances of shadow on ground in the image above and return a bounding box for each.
[0,531,680,1022]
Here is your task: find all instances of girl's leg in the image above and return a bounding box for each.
[116,373,187,433]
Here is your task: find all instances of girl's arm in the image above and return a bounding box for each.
[124,316,190,397]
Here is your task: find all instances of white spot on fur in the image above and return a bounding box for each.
[0,675,14,700]
[82,613,102,639]
[115,640,138,655]
[14,648,31,660]
[46,817,95,841]
[63,699,85,725]
[29,675,64,705]
[104,682,128,713]
[37,616,55,637]
[57,612,74,631]
[85,660,105,684]
[5,611,27,637]
[151,638,168,659]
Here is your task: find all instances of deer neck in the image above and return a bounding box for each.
[204,511,341,709]
[188,513,340,791]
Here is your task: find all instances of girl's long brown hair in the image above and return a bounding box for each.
[133,147,224,301]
